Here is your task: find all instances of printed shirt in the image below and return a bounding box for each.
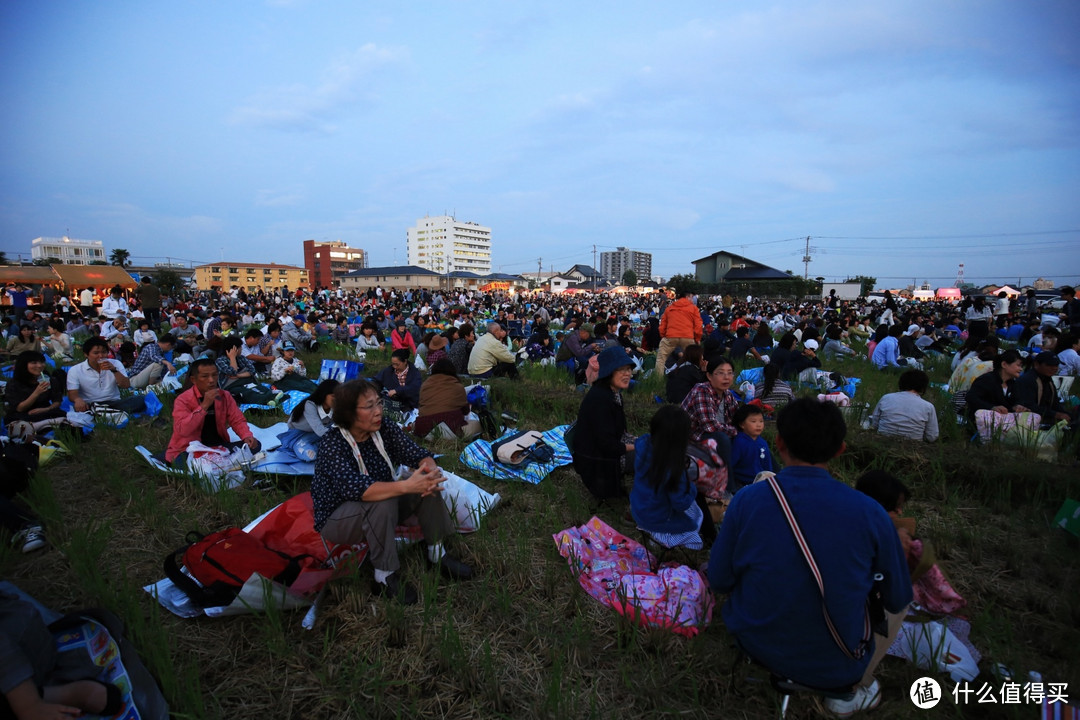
[311,422,430,531]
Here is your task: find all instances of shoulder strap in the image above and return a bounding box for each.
[766,477,871,661]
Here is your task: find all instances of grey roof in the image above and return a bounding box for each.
[342,265,439,277]
[724,266,793,280]
[566,264,602,278]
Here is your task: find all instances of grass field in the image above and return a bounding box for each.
[3,344,1079,719]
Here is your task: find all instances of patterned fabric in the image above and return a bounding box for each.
[681,382,738,441]
[215,354,258,385]
[460,425,572,484]
[553,516,713,637]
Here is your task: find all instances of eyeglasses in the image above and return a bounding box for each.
[357,398,384,412]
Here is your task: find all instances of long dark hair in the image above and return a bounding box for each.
[13,350,47,385]
[290,378,340,423]
[646,405,692,494]
[761,362,781,399]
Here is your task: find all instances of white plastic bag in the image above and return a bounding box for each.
[894,621,979,683]
[738,381,755,401]
[438,470,501,533]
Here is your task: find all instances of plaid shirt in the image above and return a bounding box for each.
[215,353,257,386]
[127,342,165,378]
[681,381,738,441]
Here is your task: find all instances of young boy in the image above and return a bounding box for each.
[728,404,774,493]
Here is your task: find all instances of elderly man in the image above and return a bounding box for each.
[467,322,518,378]
[101,315,131,343]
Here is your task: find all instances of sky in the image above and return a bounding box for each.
[2,1,1079,289]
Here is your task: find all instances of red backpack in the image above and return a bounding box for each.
[164,528,305,608]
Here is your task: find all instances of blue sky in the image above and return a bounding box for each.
[2,1,1078,288]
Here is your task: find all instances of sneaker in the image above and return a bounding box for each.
[12,525,46,553]
[824,680,881,718]
[373,574,418,605]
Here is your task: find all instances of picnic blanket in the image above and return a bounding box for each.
[135,422,316,488]
[240,389,310,414]
[1,581,170,720]
[553,516,714,638]
[146,478,499,618]
[460,424,572,484]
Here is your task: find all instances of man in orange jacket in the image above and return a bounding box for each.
[656,289,703,373]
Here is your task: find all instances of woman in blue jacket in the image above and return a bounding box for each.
[630,405,714,550]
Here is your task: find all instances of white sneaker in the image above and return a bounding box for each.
[12,525,46,553]
[824,680,881,717]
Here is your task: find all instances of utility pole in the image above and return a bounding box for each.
[802,236,811,279]
[592,245,597,292]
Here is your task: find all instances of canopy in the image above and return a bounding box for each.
[50,265,138,290]
[0,265,60,285]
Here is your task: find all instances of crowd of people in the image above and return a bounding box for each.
[2,275,1079,716]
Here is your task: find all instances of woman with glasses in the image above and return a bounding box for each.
[680,356,739,472]
[312,380,473,605]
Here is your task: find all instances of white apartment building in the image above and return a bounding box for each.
[31,236,106,265]
[406,215,491,275]
[600,246,652,284]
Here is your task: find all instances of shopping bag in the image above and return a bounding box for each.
[318,359,362,383]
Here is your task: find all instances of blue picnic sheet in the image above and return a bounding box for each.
[459,424,572,484]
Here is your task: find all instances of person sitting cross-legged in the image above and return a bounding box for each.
[165,357,260,469]
[66,337,147,416]
[708,398,912,717]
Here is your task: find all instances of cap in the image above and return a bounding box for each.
[904,324,921,336]
[282,341,296,351]
[803,339,819,350]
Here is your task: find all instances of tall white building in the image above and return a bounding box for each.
[600,246,652,284]
[31,236,106,265]
[407,215,491,275]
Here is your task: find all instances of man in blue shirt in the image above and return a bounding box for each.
[709,399,912,716]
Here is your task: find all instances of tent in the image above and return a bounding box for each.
[0,265,60,285]
[51,264,138,291]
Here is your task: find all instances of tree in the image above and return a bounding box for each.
[621,269,638,286]
[666,273,702,297]
[33,257,61,266]
[0,251,8,265]
[155,268,185,297]
[844,275,877,295]
[110,248,131,267]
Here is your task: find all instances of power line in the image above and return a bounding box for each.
[815,230,1078,241]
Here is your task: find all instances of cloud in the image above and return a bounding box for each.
[255,188,305,207]
[229,43,409,132]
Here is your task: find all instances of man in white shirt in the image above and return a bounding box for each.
[101,287,129,319]
[67,337,146,414]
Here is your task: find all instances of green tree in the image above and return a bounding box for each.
[0,251,8,265]
[90,260,108,265]
[155,268,184,297]
[666,272,702,297]
[621,269,638,286]
[33,257,62,266]
[110,248,131,267]
[844,275,877,295]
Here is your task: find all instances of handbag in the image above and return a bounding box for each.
[491,430,554,466]
[766,477,878,660]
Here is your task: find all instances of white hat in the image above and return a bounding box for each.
[804,339,819,350]
[904,324,921,336]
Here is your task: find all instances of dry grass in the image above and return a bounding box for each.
[3,346,1078,719]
